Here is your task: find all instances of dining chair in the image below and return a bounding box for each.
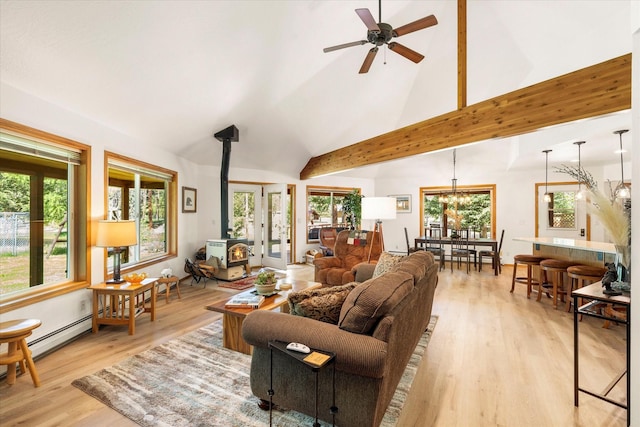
[424,226,445,270]
[450,228,471,273]
[404,227,419,255]
[478,229,505,273]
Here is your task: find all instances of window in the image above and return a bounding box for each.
[0,119,90,312]
[105,152,177,277]
[421,185,496,238]
[306,186,358,242]
[546,191,576,228]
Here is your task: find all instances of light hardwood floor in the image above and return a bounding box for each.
[0,263,627,426]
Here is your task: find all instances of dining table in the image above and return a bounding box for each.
[414,236,500,275]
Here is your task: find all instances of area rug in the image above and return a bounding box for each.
[217,269,287,290]
[72,316,437,426]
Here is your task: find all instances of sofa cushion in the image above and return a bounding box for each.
[372,252,406,278]
[288,282,358,324]
[338,272,413,334]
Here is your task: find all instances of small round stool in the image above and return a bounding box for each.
[511,255,546,298]
[155,276,182,303]
[566,265,607,312]
[0,319,42,387]
[539,259,577,309]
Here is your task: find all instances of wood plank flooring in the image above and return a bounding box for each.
[0,264,627,426]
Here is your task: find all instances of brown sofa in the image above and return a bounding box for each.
[242,251,438,427]
[313,229,383,286]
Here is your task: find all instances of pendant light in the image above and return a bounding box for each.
[574,141,586,201]
[614,129,630,199]
[542,149,552,203]
[439,149,469,205]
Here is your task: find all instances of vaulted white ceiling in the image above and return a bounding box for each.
[0,0,633,179]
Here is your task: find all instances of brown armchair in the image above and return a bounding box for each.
[313,229,382,286]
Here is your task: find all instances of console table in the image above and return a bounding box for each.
[573,282,630,426]
[89,278,157,335]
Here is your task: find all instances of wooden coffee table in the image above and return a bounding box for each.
[206,279,321,354]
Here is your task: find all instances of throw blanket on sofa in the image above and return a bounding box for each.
[347,230,368,246]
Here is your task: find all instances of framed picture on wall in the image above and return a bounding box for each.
[182,187,197,213]
[390,194,411,213]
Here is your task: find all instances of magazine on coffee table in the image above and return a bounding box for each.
[224,289,265,308]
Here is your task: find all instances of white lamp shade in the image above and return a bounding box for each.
[95,220,137,248]
[362,197,397,220]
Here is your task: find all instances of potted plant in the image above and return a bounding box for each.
[254,270,277,295]
[342,189,362,230]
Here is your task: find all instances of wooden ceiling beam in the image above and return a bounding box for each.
[299,53,631,180]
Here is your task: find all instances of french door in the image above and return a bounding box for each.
[229,183,289,270]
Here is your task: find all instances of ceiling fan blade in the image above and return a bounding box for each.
[323,40,367,53]
[387,42,424,63]
[359,47,378,74]
[355,8,380,32]
[393,14,438,37]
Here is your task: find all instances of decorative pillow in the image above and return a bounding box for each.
[372,252,406,278]
[288,283,358,324]
[338,272,413,334]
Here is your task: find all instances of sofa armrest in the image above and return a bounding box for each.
[313,256,342,270]
[352,262,376,282]
[242,310,387,378]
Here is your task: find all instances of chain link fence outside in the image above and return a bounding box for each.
[0,212,30,255]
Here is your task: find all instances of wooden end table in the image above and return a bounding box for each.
[89,278,157,335]
[155,276,181,303]
[206,279,321,354]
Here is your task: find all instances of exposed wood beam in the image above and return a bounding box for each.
[300,54,631,180]
[458,0,467,109]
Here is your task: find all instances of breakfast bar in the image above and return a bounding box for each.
[513,237,616,267]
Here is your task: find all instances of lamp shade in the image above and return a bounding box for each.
[95,220,137,248]
[362,197,397,221]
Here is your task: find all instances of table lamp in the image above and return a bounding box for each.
[96,220,137,284]
[362,197,397,261]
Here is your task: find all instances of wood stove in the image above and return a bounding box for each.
[206,238,250,281]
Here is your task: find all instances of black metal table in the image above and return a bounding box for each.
[573,282,630,426]
[268,340,337,427]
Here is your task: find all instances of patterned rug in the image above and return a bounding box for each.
[217,270,287,290]
[72,317,437,426]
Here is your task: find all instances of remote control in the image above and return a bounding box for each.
[286,342,311,354]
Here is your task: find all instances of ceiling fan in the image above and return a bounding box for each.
[323,0,438,74]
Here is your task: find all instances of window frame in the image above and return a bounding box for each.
[420,184,497,239]
[306,185,359,243]
[0,118,91,314]
[104,151,177,279]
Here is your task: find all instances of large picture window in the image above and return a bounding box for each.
[105,152,177,276]
[421,185,496,239]
[0,119,90,311]
[306,186,358,242]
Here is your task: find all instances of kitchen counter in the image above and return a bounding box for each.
[513,237,616,267]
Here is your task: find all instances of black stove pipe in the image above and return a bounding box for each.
[214,125,239,239]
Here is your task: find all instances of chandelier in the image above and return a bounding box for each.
[614,129,630,199]
[439,149,470,204]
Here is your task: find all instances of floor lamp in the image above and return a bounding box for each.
[362,197,397,262]
[96,220,138,284]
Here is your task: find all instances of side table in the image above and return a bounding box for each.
[155,276,181,303]
[573,281,630,426]
[89,278,157,335]
[268,340,337,427]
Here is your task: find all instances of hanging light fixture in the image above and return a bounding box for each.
[543,149,552,203]
[574,141,586,201]
[614,129,630,199]
[439,149,469,205]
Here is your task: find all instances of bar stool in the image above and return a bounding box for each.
[539,259,577,309]
[566,265,607,312]
[0,319,42,387]
[511,255,546,298]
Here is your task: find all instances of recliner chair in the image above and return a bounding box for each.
[313,229,382,286]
